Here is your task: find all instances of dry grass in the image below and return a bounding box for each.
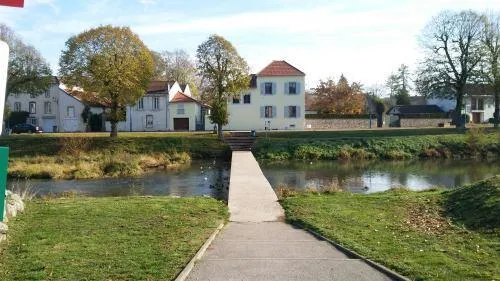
[8,151,192,180]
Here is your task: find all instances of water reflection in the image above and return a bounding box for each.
[9,161,230,200]
[259,159,500,193]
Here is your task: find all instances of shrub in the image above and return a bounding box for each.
[466,127,485,153]
[59,137,91,156]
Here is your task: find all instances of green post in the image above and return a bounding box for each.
[0,147,8,222]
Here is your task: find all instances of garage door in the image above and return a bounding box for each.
[174,118,189,131]
[42,119,56,132]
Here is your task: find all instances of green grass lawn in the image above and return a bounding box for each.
[281,176,500,281]
[0,197,228,281]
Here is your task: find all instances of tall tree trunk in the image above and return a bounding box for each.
[454,90,465,128]
[217,122,223,140]
[110,121,117,137]
[494,90,499,128]
[110,102,118,138]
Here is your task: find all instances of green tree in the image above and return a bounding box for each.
[481,13,500,128]
[59,25,154,137]
[196,35,249,139]
[416,11,484,127]
[0,23,52,97]
[387,64,412,105]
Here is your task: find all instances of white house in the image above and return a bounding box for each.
[6,77,102,132]
[426,85,496,123]
[224,60,306,131]
[107,81,208,132]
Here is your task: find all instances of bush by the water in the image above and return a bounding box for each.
[253,133,500,160]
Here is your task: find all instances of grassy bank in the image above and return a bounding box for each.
[0,132,229,179]
[0,196,227,281]
[253,129,500,160]
[281,176,500,281]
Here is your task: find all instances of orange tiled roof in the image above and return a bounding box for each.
[170,91,200,103]
[257,60,305,77]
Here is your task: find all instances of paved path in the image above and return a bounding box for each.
[228,151,284,222]
[186,151,395,281]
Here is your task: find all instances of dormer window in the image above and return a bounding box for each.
[45,90,50,98]
[288,82,297,94]
[264,83,273,95]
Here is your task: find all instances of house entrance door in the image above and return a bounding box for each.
[472,112,481,124]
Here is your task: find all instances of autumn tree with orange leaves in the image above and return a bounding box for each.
[312,75,365,114]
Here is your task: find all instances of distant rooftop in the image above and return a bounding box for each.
[257,60,305,77]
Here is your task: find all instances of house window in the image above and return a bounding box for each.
[243,94,251,104]
[44,102,52,114]
[13,102,21,112]
[177,104,185,114]
[45,90,50,98]
[146,115,153,128]
[265,106,273,118]
[29,102,36,114]
[67,106,75,118]
[264,83,273,95]
[27,117,37,126]
[478,98,484,110]
[288,82,297,94]
[14,93,20,98]
[286,106,298,118]
[232,96,240,104]
[153,97,160,110]
[137,98,144,110]
[471,97,484,110]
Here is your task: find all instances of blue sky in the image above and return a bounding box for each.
[1,0,499,93]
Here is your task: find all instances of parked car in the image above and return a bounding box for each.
[11,123,43,134]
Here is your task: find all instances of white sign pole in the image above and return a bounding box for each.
[0,41,9,134]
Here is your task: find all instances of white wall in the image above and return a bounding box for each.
[58,89,86,132]
[168,102,198,131]
[226,75,305,130]
[464,96,495,122]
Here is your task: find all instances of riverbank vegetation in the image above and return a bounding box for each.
[253,128,500,160]
[0,133,229,179]
[0,196,227,280]
[281,176,500,281]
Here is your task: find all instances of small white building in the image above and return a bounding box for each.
[6,77,101,132]
[426,85,496,123]
[225,60,306,131]
[107,81,209,132]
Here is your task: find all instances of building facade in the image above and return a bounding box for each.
[108,81,208,132]
[225,60,306,131]
[5,77,101,132]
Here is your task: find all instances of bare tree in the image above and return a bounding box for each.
[158,49,199,97]
[416,10,484,127]
[481,12,500,128]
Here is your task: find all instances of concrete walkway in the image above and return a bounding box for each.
[186,151,395,281]
[228,151,284,222]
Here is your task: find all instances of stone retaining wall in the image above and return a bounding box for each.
[305,119,379,130]
[1,190,25,244]
[400,118,451,128]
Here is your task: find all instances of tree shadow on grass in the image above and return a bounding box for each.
[444,176,500,231]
